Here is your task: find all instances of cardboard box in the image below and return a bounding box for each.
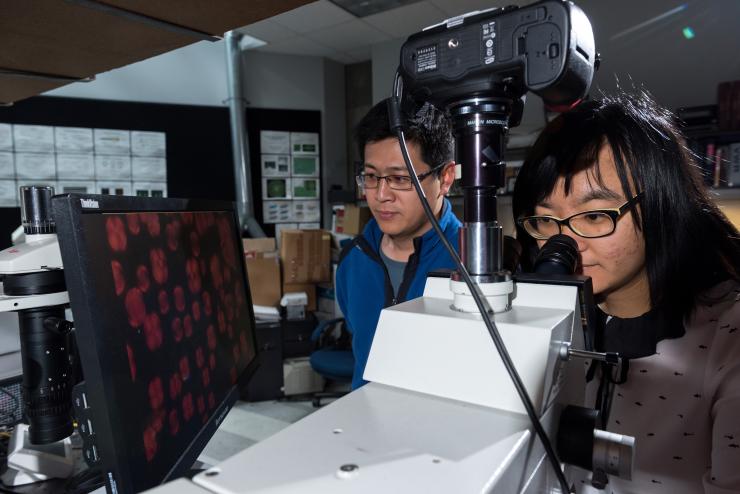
[243,237,276,257]
[280,229,331,283]
[283,282,316,311]
[243,237,281,307]
[334,204,371,235]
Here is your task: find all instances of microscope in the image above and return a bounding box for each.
[148,1,635,493]
[0,185,76,485]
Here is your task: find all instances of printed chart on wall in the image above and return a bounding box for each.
[0,123,167,207]
[259,130,320,231]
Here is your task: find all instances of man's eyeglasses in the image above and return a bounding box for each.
[517,192,644,240]
[356,163,446,191]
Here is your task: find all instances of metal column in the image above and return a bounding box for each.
[224,31,265,237]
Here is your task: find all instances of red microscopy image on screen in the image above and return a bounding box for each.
[111,261,126,296]
[125,288,147,328]
[106,216,127,252]
[143,426,158,462]
[140,213,161,237]
[101,211,256,466]
[166,221,180,251]
[150,248,168,285]
[174,285,185,312]
[127,344,136,382]
[158,289,170,315]
[127,214,141,236]
[169,409,180,436]
[137,265,151,293]
[169,372,182,400]
[144,313,163,351]
[148,377,164,411]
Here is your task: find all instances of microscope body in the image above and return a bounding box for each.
[0,186,74,451]
[144,277,589,494]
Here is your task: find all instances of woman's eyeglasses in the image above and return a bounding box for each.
[356,163,446,191]
[517,192,644,240]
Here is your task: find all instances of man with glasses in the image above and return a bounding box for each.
[336,99,461,389]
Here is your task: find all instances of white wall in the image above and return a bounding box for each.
[47,40,230,107]
[241,51,325,111]
[240,51,347,227]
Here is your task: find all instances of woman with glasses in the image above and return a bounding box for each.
[513,91,740,493]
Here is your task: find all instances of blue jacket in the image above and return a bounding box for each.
[336,199,461,389]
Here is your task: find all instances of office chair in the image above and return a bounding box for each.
[309,317,353,407]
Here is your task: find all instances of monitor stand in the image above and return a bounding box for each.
[1,423,75,486]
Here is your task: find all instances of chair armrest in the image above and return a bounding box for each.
[311,317,344,342]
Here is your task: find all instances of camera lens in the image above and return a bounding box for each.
[18,306,74,444]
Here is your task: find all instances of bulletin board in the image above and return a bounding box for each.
[245,108,322,238]
[0,96,234,249]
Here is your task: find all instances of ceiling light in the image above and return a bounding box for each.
[329,0,423,18]
[238,34,267,50]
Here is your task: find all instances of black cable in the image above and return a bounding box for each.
[390,72,573,494]
[64,467,105,494]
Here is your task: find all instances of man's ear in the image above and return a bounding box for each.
[439,161,456,195]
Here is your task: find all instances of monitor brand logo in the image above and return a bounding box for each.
[215,406,230,427]
[80,198,100,209]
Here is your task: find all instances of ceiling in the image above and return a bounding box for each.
[236,0,513,64]
[238,0,740,109]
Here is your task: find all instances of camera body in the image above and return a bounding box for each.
[399,0,596,119]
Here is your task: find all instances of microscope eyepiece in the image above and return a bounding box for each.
[534,234,579,275]
[20,185,56,235]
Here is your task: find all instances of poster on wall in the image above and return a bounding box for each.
[0,153,13,179]
[131,131,166,157]
[260,131,290,155]
[13,125,54,153]
[290,132,320,156]
[259,129,321,225]
[263,200,292,224]
[261,154,290,177]
[262,177,291,200]
[291,155,319,177]
[0,181,16,207]
[0,124,12,151]
[55,127,94,154]
[291,178,319,200]
[0,124,168,206]
[57,154,95,180]
[94,129,131,156]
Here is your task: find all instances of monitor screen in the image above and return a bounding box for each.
[53,194,259,494]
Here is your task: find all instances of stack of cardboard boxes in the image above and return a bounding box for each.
[332,204,371,236]
[243,230,333,314]
[243,237,281,307]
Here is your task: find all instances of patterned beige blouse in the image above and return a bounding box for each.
[576,280,740,493]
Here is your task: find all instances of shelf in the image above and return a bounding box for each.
[685,129,740,142]
[709,187,740,200]
[0,0,311,104]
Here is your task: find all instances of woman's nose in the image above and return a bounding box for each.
[561,226,588,252]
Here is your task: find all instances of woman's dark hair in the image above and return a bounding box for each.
[513,90,740,320]
[354,98,454,173]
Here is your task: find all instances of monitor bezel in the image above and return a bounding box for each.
[53,193,260,494]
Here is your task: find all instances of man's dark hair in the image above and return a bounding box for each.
[355,98,454,174]
[513,89,740,322]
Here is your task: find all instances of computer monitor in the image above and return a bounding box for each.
[52,194,259,494]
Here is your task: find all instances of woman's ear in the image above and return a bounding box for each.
[439,162,456,195]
